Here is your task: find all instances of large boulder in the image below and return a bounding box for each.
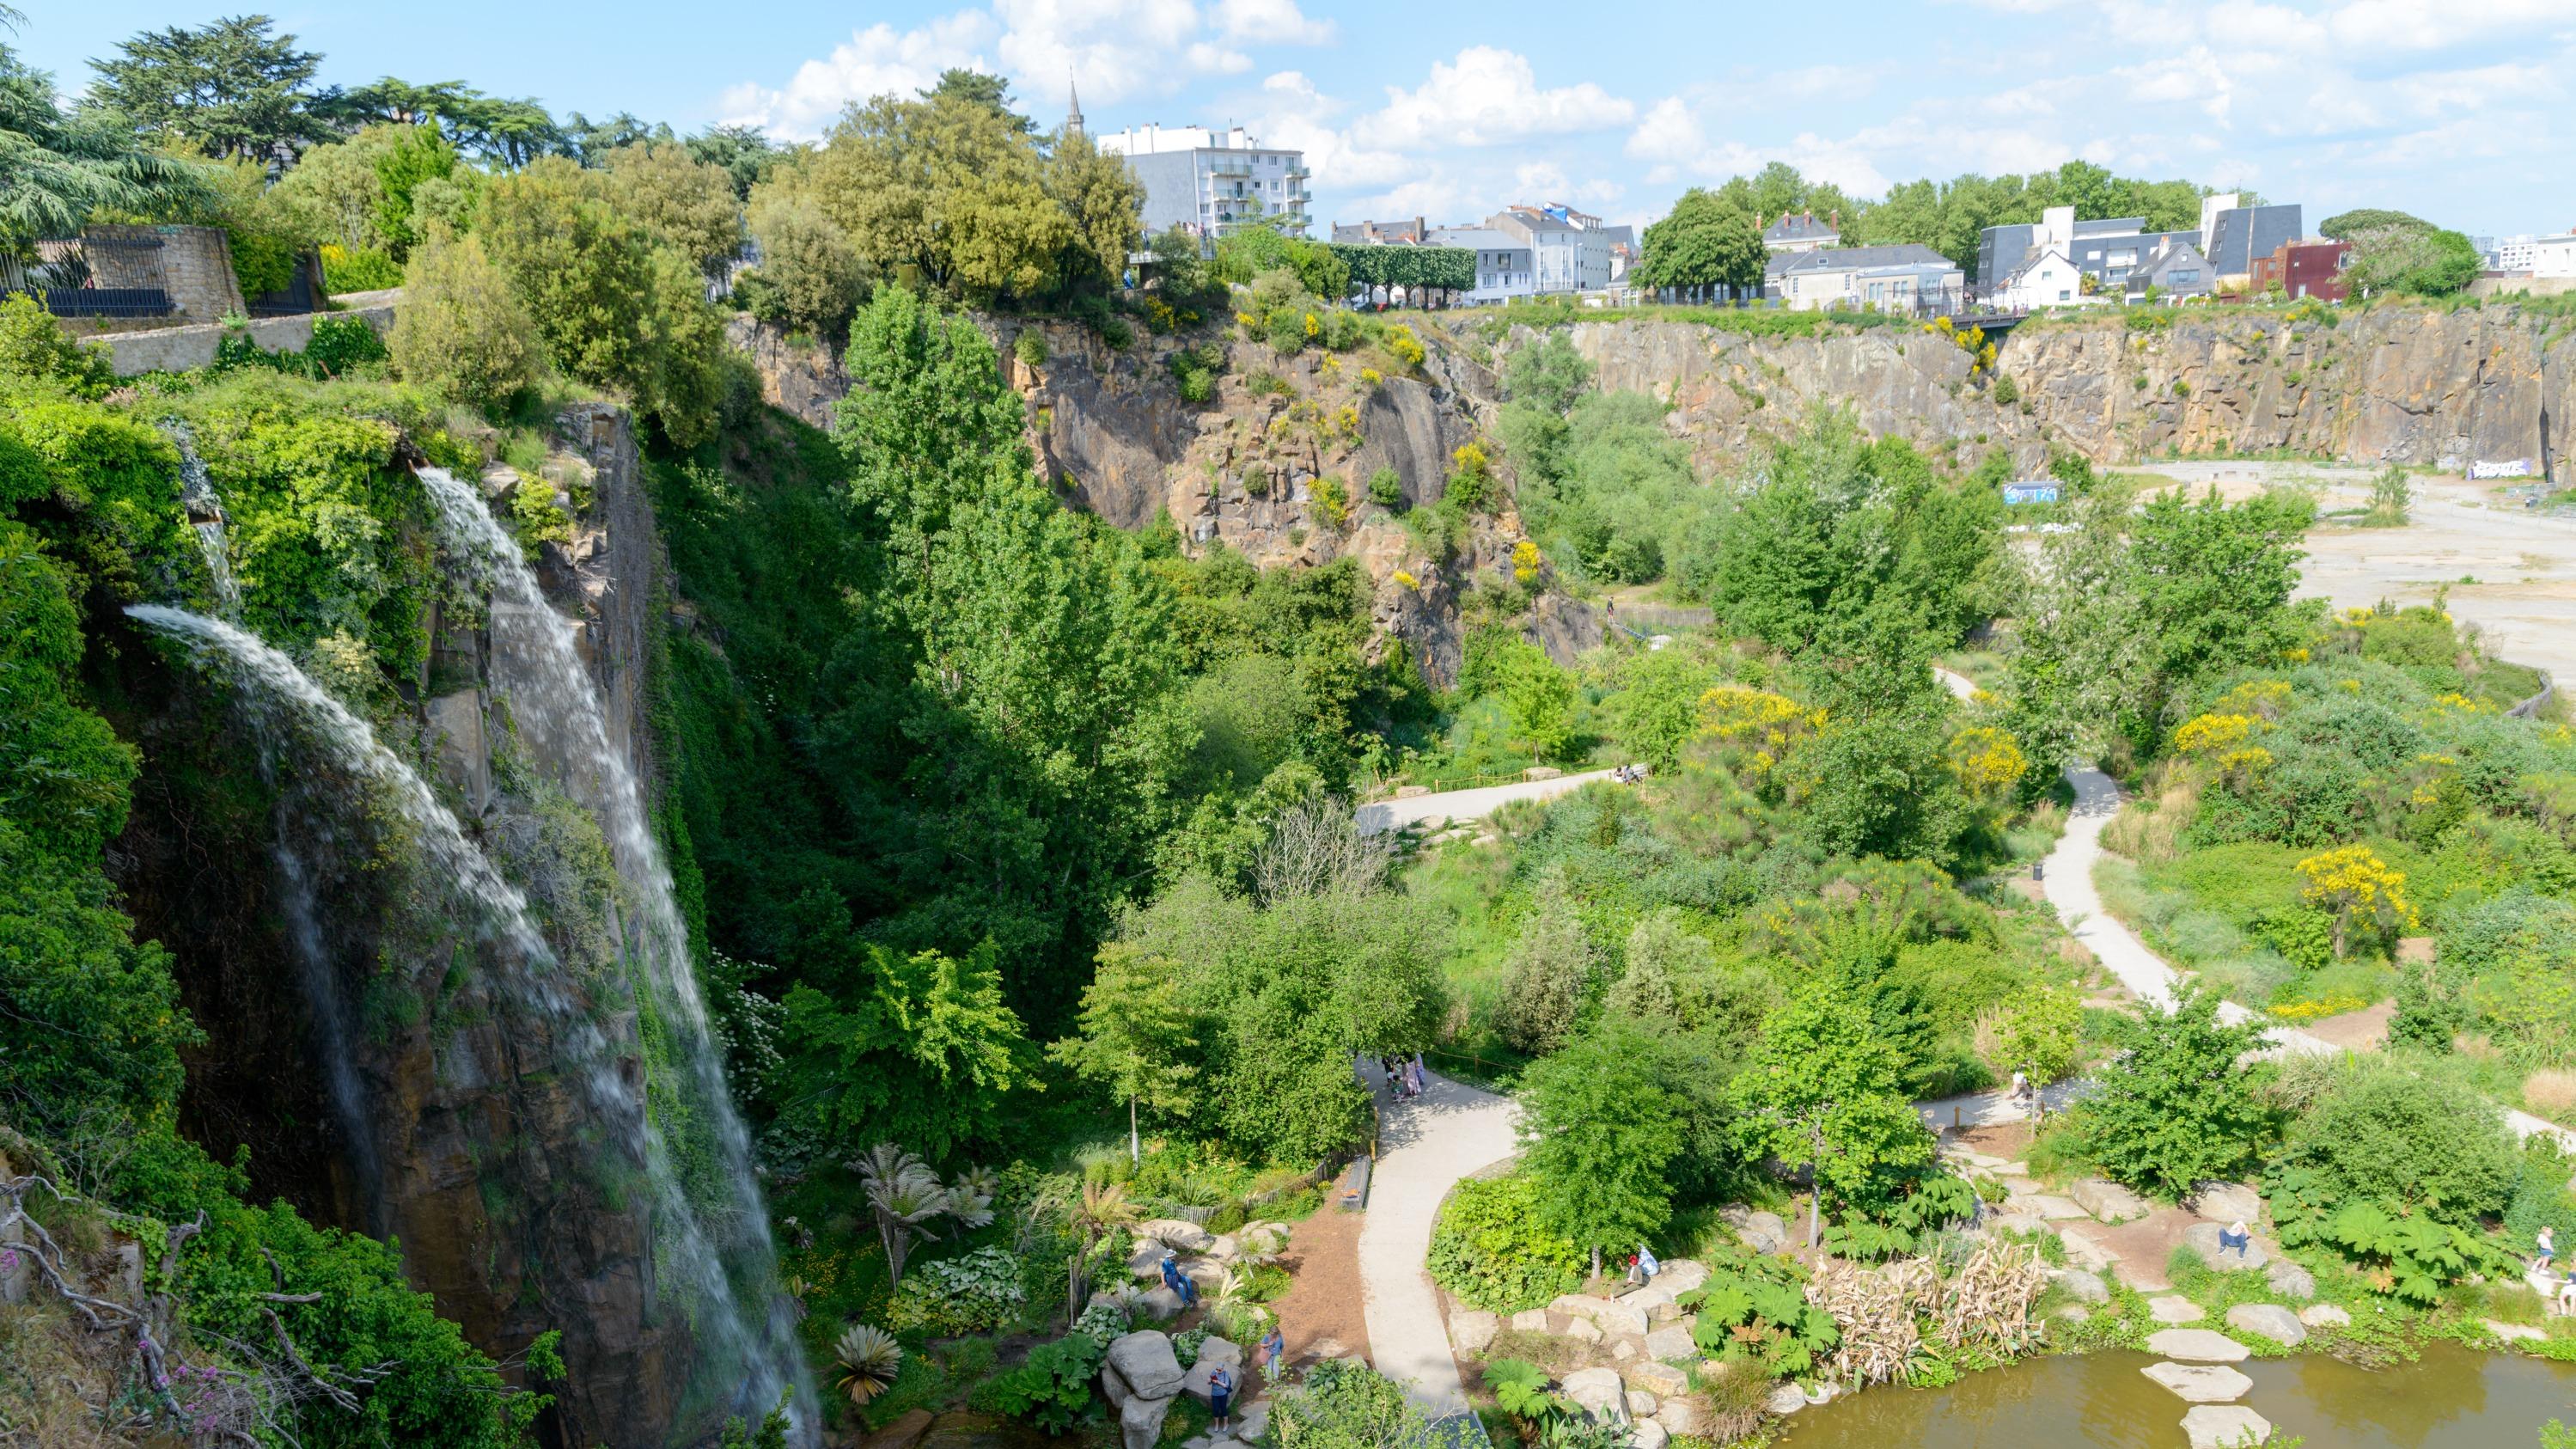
[2142,1362,2254,1403]
[1618,1283,1674,1316]
[1624,1361,1689,1397]
[2263,1259,2316,1301]
[1643,1325,1696,1361]
[2181,1405,2273,1449]
[1624,1391,1658,1417]
[1103,1331,1187,1400]
[2149,1296,2206,1324]
[1561,1367,1629,1422]
[1564,1318,1603,1344]
[1721,1208,1790,1255]
[2225,1304,2307,1347]
[2190,1183,2263,1225]
[1654,1260,1711,1297]
[1552,1293,1651,1336]
[1140,1219,1217,1254]
[2298,1304,2352,1329]
[1129,1243,1170,1281]
[2057,1269,2109,1304]
[2145,1329,2249,1363]
[2181,1223,2268,1272]
[2024,1195,2093,1220]
[1630,1420,1669,1449]
[1181,1342,1244,1405]
[1135,1286,1184,1322]
[1510,1309,1549,1334]
[1117,1392,1174,1449]
[1654,1402,1701,1437]
[1764,1383,1808,1415]
[2071,1179,2150,1225]
[1450,1311,1499,1356]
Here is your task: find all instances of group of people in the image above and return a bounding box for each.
[1149,1259,1289,1438]
[1378,1054,1429,1099]
[1612,763,1649,785]
[2535,1226,2576,1315]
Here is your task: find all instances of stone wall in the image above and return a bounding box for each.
[84,223,246,321]
[97,297,398,376]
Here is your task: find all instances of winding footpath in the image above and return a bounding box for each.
[1356,768,1623,837]
[1354,1061,1520,1420]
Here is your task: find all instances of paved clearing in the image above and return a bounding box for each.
[1356,768,1621,837]
[1354,1061,1520,1417]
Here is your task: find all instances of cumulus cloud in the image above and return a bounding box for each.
[1365,47,1636,150]
[1213,0,1337,43]
[717,13,998,138]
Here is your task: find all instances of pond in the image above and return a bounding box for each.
[1775,1342,2576,1448]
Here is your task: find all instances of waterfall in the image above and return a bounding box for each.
[417,469,813,1436]
[126,603,805,1439]
[165,423,241,619]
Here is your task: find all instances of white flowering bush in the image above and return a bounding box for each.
[887,1246,1029,1334]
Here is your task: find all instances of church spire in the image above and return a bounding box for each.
[1065,75,1084,138]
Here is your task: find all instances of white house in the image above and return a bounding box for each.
[1997,243,2095,309]
[1425,227,1536,304]
[2532,234,2576,278]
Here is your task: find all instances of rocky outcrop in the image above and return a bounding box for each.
[1520,303,2576,479]
[724,313,847,430]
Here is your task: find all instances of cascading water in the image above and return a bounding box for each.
[164,423,241,619]
[418,468,813,1436]
[125,603,803,1440]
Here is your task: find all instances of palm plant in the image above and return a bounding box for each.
[1064,1180,1137,1319]
[833,1324,904,1407]
[945,1165,1000,1232]
[857,1142,950,1287]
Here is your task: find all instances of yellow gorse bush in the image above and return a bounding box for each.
[2173,712,2260,755]
[1945,726,2029,798]
[1511,540,1541,585]
[2295,843,2420,956]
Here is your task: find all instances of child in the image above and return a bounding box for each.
[2536,1223,2557,1274]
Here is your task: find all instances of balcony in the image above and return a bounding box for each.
[1206,157,1253,177]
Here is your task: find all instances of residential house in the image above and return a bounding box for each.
[1993,242,2093,310]
[1332,217,1427,245]
[2249,238,2353,300]
[1978,200,2298,294]
[2531,233,2576,278]
[1768,242,1963,312]
[1423,226,1536,304]
[1484,204,1624,294]
[1761,211,1840,253]
[1095,124,1309,239]
[2124,235,2214,301]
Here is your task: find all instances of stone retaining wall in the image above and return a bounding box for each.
[97,291,400,376]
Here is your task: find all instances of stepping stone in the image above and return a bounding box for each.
[2072,1178,2150,1224]
[1995,1160,2030,1175]
[2225,1304,2306,1346]
[2146,1329,2249,1362]
[2142,1361,2254,1403]
[1998,1177,2042,1197]
[2182,1404,2273,1448]
[2056,1269,2109,1303]
[2149,1296,2206,1324]
[1764,1383,1807,1415]
[2298,1305,2351,1329]
[1643,1325,1695,1361]
[1450,1311,1499,1354]
[1234,1403,1269,1441]
[2025,1195,2093,1220]
[2056,1226,2120,1273]
[2486,1319,2548,1343]
[2263,1260,2315,1301]
[1626,1361,1688,1397]
[1511,1310,1548,1334]
[2182,1222,2268,1272]
[1631,1421,1668,1449]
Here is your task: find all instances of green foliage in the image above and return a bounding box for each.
[2276,1056,2518,1226]
[1518,1024,1688,1261]
[885,1245,1029,1334]
[1498,873,1596,1055]
[0,48,215,248]
[1729,980,1933,1238]
[1428,1174,1584,1311]
[1981,981,2084,1084]
[1822,1170,1980,1261]
[369,123,460,258]
[738,192,870,345]
[1272,1359,1438,1449]
[773,941,1035,1163]
[1480,1359,1570,1422]
[1685,1267,1840,1379]
[392,227,538,407]
[2299,1198,2514,1304]
[600,140,745,276]
[981,1330,1107,1433]
[2341,218,2483,298]
[1637,189,1765,295]
[1330,242,1474,296]
[84,14,334,165]
[1047,943,1199,1143]
[0,293,117,397]
[2064,988,2275,1200]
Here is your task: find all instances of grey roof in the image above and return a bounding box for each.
[2072,216,2147,238]
[1769,242,1956,278]
[1763,212,1840,244]
[1425,227,1527,253]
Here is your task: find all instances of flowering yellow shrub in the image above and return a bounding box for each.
[2173,712,2260,755]
[1303,311,1321,339]
[2295,844,2420,957]
[1334,404,1362,440]
[1945,726,2029,798]
[2268,994,2370,1023]
[1453,442,1490,475]
[1359,367,1383,388]
[1392,569,1419,591]
[2216,746,2274,780]
[1386,326,1425,369]
[2431,692,2494,715]
[2212,680,2292,719]
[1511,540,1541,585]
[1699,688,1822,767]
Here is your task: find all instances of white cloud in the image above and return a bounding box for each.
[717,13,998,138]
[1213,0,1337,44]
[1365,47,1635,150]
[2326,0,2576,51]
[993,0,1206,106]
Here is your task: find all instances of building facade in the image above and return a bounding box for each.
[1094,124,1309,239]
[1423,227,1536,303]
[1331,217,1428,245]
[1484,204,1627,294]
[1769,242,1963,312]
[1761,211,1840,252]
[1980,199,2298,291]
[2249,238,2353,301]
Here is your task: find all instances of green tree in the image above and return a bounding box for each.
[1047,943,1198,1162]
[602,139,746,276]
[800,86,1071,301]
[1499,874,1595,1055]
[390,225,539,407]
[2066,987,2275,1201]
[2279,1056,2518,1227]
[1602,648,1715,768]
[2341,219,2481,297]
[739,191,870,344]
[0,50,211,249]
[1730,980,1933,1247]
[686,122,781,199]
[1518,1024,1687,1276]
[85,14,331,165]
[1637,188,1765,298]
[773,939,1035,1160]
[1607,908,1702,1024]
[1043,131,1145,290]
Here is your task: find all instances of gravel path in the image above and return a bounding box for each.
[1356,769,1622,837]
[1354,1061,1521,1418]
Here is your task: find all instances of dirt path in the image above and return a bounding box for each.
[1353,1061,1519,1419]
[1268,1183,1370,1373]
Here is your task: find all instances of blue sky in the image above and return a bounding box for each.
[17,0,2575,238]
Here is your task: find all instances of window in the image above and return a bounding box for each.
[2170,269,2200,284]
[2058,289,2072,302]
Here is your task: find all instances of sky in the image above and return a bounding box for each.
[16,0,2576,240]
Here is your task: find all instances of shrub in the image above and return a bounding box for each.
[320,242,405,293]
[2279,1055,2517,1226]
[886,1246,1030,1335]
[1015,329,1048,368]
[391,229,540,409]
[1367,467,1403,508]
[2063,988,2274,1200]
[741,193,870,345]
[1178,369,1215,404]
[1427,1174,1584,1311]
[978,1330,1104,1433]
[1974,981,2083,1084]
[1311,474,1350,529]
[0,294,116,397]
[1990,374,2018,406]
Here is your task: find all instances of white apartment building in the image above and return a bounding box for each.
[1094,124,1309,240]
[1485,205,1630,295]
[1424,227,1536,304]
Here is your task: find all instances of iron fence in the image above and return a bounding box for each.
[3,235,176,319]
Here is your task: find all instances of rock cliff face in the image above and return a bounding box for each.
[1535,303,2573,478]
[729,314,1559,683]
[114,407,693,1449]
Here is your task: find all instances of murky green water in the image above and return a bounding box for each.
[1776,1342,2576,1447]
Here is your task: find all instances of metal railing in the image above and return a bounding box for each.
[5,235,176,319]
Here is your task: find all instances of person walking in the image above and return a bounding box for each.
[2557,1265,2576,1318]
[1207,1361,1235,1436]
[1636,1244,1660,1281]
[1408,1054,1428,1096]
[1260,1323,1287,1376]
